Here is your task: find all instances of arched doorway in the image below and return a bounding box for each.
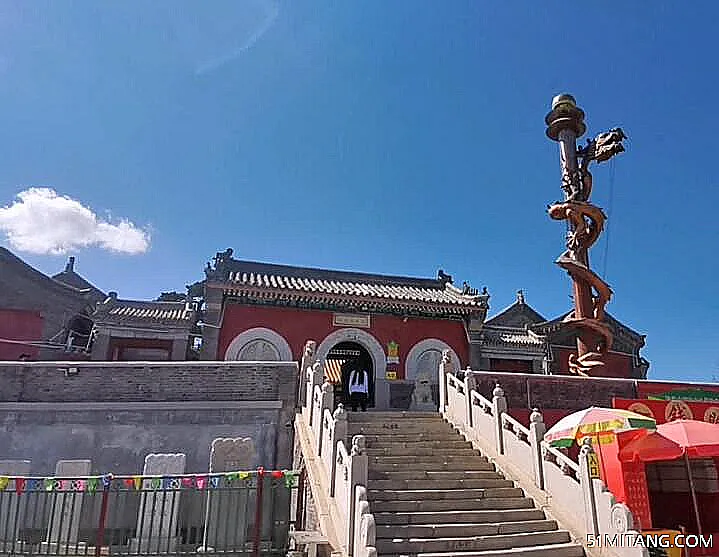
[327,341,375,409]
[224,327,293,361]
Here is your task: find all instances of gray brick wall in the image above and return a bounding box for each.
[0,361,291,402]
[0,361,298,474]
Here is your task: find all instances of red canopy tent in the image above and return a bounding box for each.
[620,420,719,462]
[619,420,719,540]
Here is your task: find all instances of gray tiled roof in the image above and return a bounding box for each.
[482,326,545,348]
[223,271,486,313]
[100,299,194,324]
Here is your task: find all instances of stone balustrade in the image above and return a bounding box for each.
[439,351,649,557]
[297,341,376,557]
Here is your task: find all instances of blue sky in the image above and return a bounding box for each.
[0,2,716,381]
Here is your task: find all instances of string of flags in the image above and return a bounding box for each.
[0,468,298,495]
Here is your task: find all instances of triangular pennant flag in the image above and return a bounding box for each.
[60,480,71,491]
[44,478,54,491]
[271,470,283,479]
[283,471,298,488]
[15,478,25,495]
[124,478,134,489]
[0,477,8,490]
[239,472,250,481]
[101,475,113,489]
[26,479,40,492]
[133,476,142,491]
[209,476,220,488]
[87,477,98,493]
[75,480,86,492]
[181,477,194,489]
[150,478,161,489]
[196,476,207,489]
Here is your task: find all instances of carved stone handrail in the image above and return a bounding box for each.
[439,362,648,557]
[296,339,377,557]
[470,389,493,415]
[501,412,530,444]
[541,440,579,476]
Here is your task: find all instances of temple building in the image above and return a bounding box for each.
[199,248,649,410]
[481,292,649,379]
[0,249,199,361]
[90,292,198,361]
[0,248,104,359]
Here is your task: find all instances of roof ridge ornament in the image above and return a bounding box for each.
[516,290,525,304]
[437,269,453,285]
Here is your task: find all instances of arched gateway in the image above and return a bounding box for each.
[316,328,386,409]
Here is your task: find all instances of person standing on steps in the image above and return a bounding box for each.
[348,360,369,412]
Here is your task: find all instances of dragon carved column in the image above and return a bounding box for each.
[545,94,626,376]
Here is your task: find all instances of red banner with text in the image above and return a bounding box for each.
[635,381,719,401]
[613,397,719,424]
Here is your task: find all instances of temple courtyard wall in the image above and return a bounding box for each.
[469,369,719,427]
[0,361,297,474]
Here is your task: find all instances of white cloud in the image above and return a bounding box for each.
[0,188,150,255]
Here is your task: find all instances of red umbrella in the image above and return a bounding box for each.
[619,420,719,462]
[619,419,719,538]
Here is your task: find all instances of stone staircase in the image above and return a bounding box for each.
[348,412,585,557]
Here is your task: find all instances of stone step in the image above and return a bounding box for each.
[366,447,479,457]
[347,422,457,435]
[380,541,585,557]
[347,411,441,421]
[369,454,488,466]
[370,497,535,513]
[369,478,512,491]
[369,487,524,501]
[374,509,547,526]
[375,519,559,540]
[370,461,495,474]
[366,439,472,449]
[358,433,457,443]
[375,530,571,554]
[369,470,499,481]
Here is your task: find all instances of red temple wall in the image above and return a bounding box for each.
[490,358,533,373]
[218,304,469,378]
[107,338,174,361]
[0,309,43,360]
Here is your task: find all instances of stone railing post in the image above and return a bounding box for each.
[492,384,507,455]
[298,340,317,408]
[528,408,546,490]
[578,437,599,537]
[307,361,324,427]
[347,435,368,556]
[354,486,376,557]
[330,404,347,496]
[438,349,454,412]
[464,371,476,428]
[314,382,334,455]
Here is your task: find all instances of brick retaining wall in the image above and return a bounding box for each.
[0,361,298,474]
